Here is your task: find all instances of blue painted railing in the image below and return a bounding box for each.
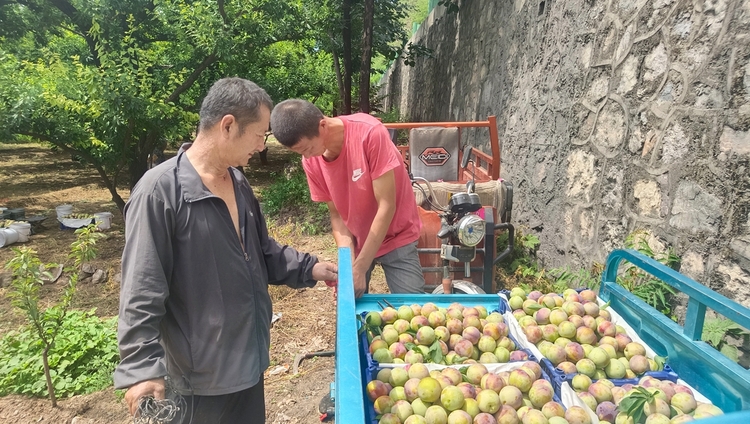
[334,247,366,423]
[600,249,750,420]
[334,248,750,421]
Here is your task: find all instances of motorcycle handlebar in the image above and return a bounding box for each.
[493,222,515,265]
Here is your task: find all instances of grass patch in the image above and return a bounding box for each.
[259,156,330,235]
[0,309,118,398]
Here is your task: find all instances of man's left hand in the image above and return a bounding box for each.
[313,261,338,282]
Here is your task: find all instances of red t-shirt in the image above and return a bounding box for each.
[302,114,421,257]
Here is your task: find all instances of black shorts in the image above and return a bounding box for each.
[181,376,265,424]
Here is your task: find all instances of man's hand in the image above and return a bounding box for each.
[124,377,166,416]
[352,263,367,298]
[312,261,338,282]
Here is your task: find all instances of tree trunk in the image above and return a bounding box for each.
[342,0,353,115]
[329,34,345,116]
[358,0,375,113]
[21,132,127,211]
[129,150,150,191]
[94,166,126,212]
[42,347,57,407]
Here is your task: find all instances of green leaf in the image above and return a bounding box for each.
[525,303,543,312]
[653,356,666,371]
[619,386,653,423]
[670,405,680,417]
[618,396,637,412]
[719,344,739,362]
[429,340,443,364]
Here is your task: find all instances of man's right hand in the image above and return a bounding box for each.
[124,377,166,416]
[352,264,367,298]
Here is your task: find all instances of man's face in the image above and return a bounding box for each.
[232,106,270,165]
[290,135,326,159]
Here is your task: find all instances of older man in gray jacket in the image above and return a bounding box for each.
[114,78,338,423]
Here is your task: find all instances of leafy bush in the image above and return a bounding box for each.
[260,157,330,235]
[496,229,541,275]
[702,317,748,364]
[0,309,118,397]
[374,106,402,123]
[494,227,602,293]
[618,230,679,320]
[3,225,106,405]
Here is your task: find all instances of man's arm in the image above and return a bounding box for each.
[327,201,354,250]
[253,191,337,287]
[114,193,174,414]
[351,169,397,296]
[327,201,362,295]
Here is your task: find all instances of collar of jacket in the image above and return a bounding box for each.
[176,142,243,203]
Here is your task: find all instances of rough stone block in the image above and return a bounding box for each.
[730,236,750,269]
[586,76,610,103]
[601,167,624,216]
[41,264,64,285]
[81,262,97,276]
[643,42,667,82]
[579,208,596,244]
[719,126,750,158]
[679,251,705,280]
[92,269,108,285]
[633,179,662,217]
[593,100,627,154]
[599,218,629,259]
[669,181,722,234]
[566,150,599,203]
[618,55,639,95]
[660,122,689,165]
[716,263,750,308]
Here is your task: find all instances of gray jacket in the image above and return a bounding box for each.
[114,147,318,395]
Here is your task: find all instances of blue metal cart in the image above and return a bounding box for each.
[334,247,750,422]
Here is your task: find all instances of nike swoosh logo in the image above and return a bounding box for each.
[352,173,363,182]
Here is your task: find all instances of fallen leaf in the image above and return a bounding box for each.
[268,365,289,376]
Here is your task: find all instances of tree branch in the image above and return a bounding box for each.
[218,0,229,26]
[47,0,101,67]
[166,53,217,104]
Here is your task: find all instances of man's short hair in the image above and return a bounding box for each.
[270,99,325,147]
[199,78,273,134]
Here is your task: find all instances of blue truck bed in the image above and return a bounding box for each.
[334,247,750,422]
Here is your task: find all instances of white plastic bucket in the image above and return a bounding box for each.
[0,228,19,248]
[9,222,31,242]
[94,212,114,230]
[56,204,73,218]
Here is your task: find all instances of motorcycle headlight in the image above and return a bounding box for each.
[457,215,485,247]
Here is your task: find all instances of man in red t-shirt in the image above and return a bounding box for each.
[271,100,425,297]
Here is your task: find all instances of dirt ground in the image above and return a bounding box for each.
[0,140,389,424]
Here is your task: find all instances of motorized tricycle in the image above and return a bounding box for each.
[384,116,514,294]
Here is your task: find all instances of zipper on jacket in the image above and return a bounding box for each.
[179,158,251,263]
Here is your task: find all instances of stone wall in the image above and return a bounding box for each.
[380,0,750,308]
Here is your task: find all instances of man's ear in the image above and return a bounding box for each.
[220,114,236,137]
[318,118,327,135]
